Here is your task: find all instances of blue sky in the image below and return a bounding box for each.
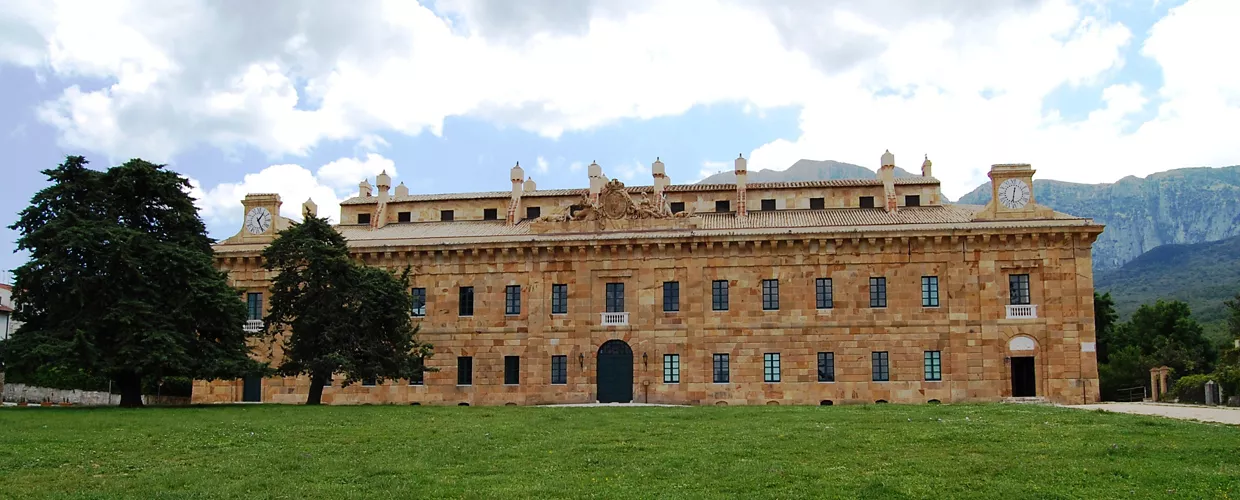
[1,0,1238,277]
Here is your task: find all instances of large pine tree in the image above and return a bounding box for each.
[263,212,432,405]
[4,156,263,407]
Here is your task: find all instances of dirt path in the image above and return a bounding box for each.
[1069,402,1240,425]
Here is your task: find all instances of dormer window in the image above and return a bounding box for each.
[670,202,685,214]
[483,208,498,220]
[397,212,411,222]
[526,206,541,219]
[357,213,371,224]
[905,195,921,207]
[760,199,776,211]
[859,196,875,209]
[810,197,825,210]
[715,200,730,213]
[441,210,454,221]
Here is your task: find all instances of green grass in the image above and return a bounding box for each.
[1,404,1237,499]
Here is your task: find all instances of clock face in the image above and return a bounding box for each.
[244,207,273,235]
[997,178,1032,210]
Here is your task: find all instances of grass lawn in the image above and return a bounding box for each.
[1,404,1238,499]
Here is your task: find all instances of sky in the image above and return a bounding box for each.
[0,0,1238,276]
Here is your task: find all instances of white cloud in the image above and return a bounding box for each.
[535,155,549,174]
[698,160,730,182]
[315,153,396,191]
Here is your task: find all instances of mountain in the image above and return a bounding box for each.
[957,166,1240,271]
[697,159,917,184]
[1096,234,1240,343]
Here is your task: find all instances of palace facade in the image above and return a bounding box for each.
[193,151,1104,406]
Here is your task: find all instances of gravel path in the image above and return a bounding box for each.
[1069,402,1240,425]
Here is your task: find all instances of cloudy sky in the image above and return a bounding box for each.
[1,0,1237,274]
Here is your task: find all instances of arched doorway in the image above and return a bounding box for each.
[596,340,633,403]
[1008,336,1037,397]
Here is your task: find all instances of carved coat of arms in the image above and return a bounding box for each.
[535,179,691,225]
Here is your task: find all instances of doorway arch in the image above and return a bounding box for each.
[596,340,634,403]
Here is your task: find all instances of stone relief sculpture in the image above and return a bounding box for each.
[535,179,685,224]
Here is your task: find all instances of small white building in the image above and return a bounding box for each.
[0,283,19,341]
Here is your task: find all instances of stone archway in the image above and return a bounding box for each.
[1008,336,1038,397]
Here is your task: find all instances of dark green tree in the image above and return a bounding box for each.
[1111,300,1216,376]
[1225,292,1240,343]
[262,212,432,405]
[4,156,263,407]
[1094,292,1118,363]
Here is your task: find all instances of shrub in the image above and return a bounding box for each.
[1168,374,1213,404]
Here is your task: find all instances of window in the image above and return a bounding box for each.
[670,202,685,214]
[763,353,781,383]
[815,278,834,309]
[760,199,776,211]
[921,276,940,307]
[483,208,498,220]
[810,197,825,210]
[869,277,887,308]
[504,285,521,315]
[859,196,875,209]
[905,195,921,207]
[551,355,567,384]
[715,200,730,213]
[711,280,729,311]
[457,356,473,385]
[551,284,568,315]
[459,286,474,316]
[762,279,779,310]
[398,211,411,222]
[663,281,680,312]
[663,354,680,383]
[504,356,520,385]
[357,213,371,224]
[713,354,730,383]
[362,377,376,387]
[411,288,426,317]
[409,367,424,386]
[818,352,835,382]
[872,351,890,382]
[924,351,942,381]
[605,282,624,313]
[1010,274,1031,305]
[441,210,454,221]
[526,206,541,219]
[246,292,263,320]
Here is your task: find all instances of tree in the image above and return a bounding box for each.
[1112,300,1216,376]
[262,212,432,405]
[1225,292,1240,343]
[4,156,263,407]
[1094,292,1118,363]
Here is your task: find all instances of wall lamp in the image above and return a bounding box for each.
[642,352,648,370]
[579,353,584,369]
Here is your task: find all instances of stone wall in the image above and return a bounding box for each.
[2,382,190,406]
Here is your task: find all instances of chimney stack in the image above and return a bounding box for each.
[879,149,897,213]
[359,179,373,197]
[652,157,667,206]
[921,154,933,178]
[376,170,391,202]
[734,153,748,218]
[507,162,525,225]
[395,182,409,197]
[588,161,603,205]
[302,198,318,218]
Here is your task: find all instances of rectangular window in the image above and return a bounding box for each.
[246,292,263,320]
[763,353,781,383]
[859,196,875,209]
[441,210,454,221]
[411,287,426,317]
[362,377,376,387]
[810,197,825,210]
[869,277,887,308]
[397,211,411,222]
[605,282,624,313]
[551,355,567,384]
[459,286,474,316]
[504,356,520,385]
[504,285,521,315]
[760,199,776,211]
[715,200,730,213]
[818,352,835,382]
[815,278,834,309]
[526,206,541,219]
[762,279,779,310]
[357,213,371,224]
[483,208,498,220]
[663,281,680,312]
[1010,274,1031,305]
[905,195,921,207]
[457,356,473,385]
[872,351,890,382]
[670,202,685,214]
[551,284,568,315]
[409,367,424,386]
[712,354,730,383]
[711,280,729,311]
[921,276,940,307]
[924,351,942,381]
[663,354,680,383]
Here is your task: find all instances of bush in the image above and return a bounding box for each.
[1168,374,1213,404]
[1212,365,1240,396]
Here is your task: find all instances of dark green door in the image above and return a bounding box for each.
[242,375,262,402]
[597,340,633,403]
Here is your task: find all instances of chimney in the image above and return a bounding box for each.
[921,154,933,178]
[302,198,318,218]
[376,170,391,202]
[652,157,666,205]
[879,149,897,213]
[359,179,373,197]
[588,160,603,205]
[395,182,409,197]
[523,177,537,193]
[734,153,748,218]
[507,162,525,225]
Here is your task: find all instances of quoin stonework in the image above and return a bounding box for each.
[193,151,1105,406]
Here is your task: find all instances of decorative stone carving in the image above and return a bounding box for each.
[536,180,678,225]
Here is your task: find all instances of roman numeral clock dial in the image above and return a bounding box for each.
[997,178,1032,210]
[244,207,273,235]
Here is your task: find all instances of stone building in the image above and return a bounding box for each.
[193,151,1104,406]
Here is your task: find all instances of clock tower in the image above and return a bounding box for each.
[222,193,286,243]
[972,163,1054,221]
